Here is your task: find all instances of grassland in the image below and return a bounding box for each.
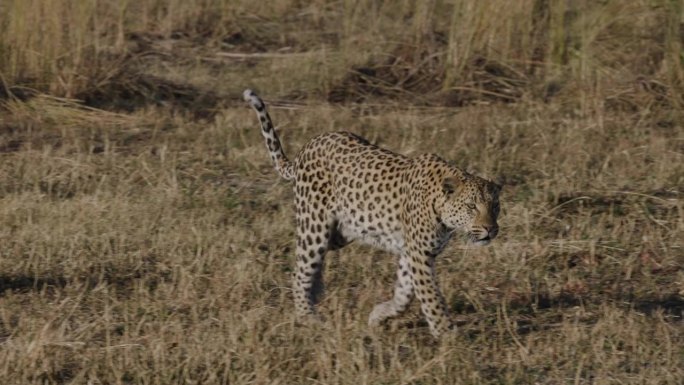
[0,1,682,384]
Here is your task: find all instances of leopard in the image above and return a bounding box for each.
[243,89,501,338]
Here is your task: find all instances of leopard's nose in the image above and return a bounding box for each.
[483,225,499,237]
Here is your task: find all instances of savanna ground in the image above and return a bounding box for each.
[0,1,683,384]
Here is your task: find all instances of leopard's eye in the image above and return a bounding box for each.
[466,203,476,210]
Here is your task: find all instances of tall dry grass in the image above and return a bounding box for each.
[1,0,682,104]
[0,0,682,384]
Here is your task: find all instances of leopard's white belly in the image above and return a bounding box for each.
[338,220,405,255]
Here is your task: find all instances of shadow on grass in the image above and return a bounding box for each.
[397,292,684,338]
[0,275,68,296]
[0,268,169,297]
[509,291,684,319]
[632,295,684,318]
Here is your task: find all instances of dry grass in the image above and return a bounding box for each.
[0,1,683,384]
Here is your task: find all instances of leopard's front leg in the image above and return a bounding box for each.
[407,249,453,338]
[368,254,414,327]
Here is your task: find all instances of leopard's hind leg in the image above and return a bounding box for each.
[291,175,339,317]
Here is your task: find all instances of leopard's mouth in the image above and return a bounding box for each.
[467,226,498,246]
[472,235,491,246]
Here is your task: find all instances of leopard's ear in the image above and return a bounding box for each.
[442,180,455,195]
[442,175,464,195]
[492,176,504,194]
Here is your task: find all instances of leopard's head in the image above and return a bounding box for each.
[438,173,501,246]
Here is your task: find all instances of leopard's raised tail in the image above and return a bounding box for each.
[243,89,295,180]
